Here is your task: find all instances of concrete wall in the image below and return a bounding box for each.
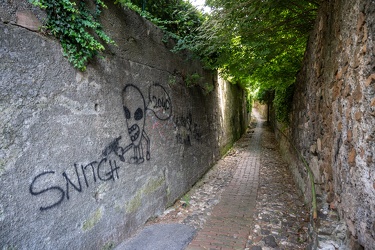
[277,0,375,248]
[0,1,248,249]
[216,77,249,154]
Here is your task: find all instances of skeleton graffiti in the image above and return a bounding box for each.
[29,82,172,211]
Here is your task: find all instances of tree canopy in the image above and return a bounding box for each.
[117,0,319,122]
[195,0,318,85]
[187,0,318,121]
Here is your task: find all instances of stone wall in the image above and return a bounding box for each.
[277,0,375,248]
[0,1,248,249]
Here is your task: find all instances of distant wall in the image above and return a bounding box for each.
[253,102,268,120]
[277,0,375,248]
[0,1,248,249]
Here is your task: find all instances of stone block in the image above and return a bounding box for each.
[16,10,41,31]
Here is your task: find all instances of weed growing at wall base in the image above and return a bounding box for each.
[30,0,115,71]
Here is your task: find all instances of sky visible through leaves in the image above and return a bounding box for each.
[190,0,211,13]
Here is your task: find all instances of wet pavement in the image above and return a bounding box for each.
[145,110,310,249]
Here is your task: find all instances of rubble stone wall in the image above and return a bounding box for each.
[277,0,375,248]
[0,1,248,249]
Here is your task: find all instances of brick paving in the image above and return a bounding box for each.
[148,109,309,249]
[186,114,262,250]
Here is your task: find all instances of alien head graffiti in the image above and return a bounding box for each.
[122,84,151,164]
[102,83,172,165]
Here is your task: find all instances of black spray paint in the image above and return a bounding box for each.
[29,82,172,211]
[174,113,202,146]
[29,158,121,211]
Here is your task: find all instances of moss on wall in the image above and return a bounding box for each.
[83,208,102,231]
[126,178,165,214]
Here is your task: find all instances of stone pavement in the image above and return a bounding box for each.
[143,109,309,250]
[246,120,309,249]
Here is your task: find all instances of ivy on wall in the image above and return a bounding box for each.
[114,0,204,42]
[30,0,115,71]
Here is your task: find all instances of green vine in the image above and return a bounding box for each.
[30,0,115,71]
[273,84,295,124]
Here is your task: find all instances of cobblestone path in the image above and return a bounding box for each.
[148,110,309,249]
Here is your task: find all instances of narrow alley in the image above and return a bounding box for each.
[142,109,310,250]
[3,0,375,248]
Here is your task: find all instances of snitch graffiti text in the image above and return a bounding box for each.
[29,157,121,211]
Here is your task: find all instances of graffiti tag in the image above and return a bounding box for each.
[29,82,172,211]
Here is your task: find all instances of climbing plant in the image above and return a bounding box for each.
[115,0,204,43]
[30,0,115,71]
